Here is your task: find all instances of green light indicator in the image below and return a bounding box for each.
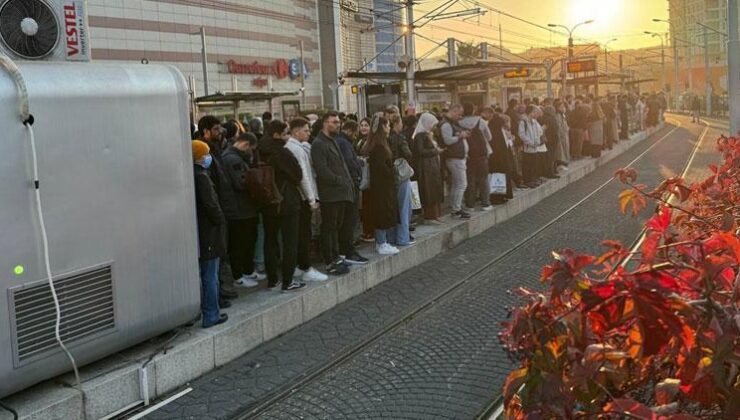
[13,265,24,276]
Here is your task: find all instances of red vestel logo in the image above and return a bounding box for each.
[63,4,79,57]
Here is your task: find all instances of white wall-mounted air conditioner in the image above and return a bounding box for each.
[0,0,90,61]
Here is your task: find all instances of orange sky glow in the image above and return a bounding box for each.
[414,0,671,56]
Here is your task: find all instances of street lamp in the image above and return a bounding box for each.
[653,18,679,109]
[645,31,667,97]
[548,19,594,97]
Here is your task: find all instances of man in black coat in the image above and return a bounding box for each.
[192,140,228,328]
[311,112,357,275]
[222,134,263,289]
[197,115,239,304]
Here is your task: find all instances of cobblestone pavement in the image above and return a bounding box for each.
[146,117,708,420]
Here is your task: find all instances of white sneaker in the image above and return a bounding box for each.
[302,267,329,282]
[376,243,400,255]
[234,276,259,288]
[244,271,266,281]
[480,205,494,211]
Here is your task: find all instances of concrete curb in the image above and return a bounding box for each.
[0,125,663,420]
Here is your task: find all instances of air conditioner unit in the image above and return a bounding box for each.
[0,0,90,61]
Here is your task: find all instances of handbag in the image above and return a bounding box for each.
[359,157,370,191]
[394,158,414,183]
[488,172,507,195]
[409,180,422,210]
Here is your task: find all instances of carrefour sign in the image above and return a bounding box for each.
[226,59,309,80]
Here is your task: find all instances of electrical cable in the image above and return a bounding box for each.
[0,56,83,397]
[0,400,17,420]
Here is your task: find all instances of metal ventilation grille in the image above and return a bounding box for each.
[10,266,115,365]
[0,0,60,59]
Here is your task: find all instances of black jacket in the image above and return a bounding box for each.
[204,138,239,220]
[311,131,355,203]
[258,137,304,215]
[194,165,227,260]
[221,146,259,219]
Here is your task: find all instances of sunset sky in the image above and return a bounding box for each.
[413,0,671,56]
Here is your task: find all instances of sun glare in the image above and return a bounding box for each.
[569,0,621,29]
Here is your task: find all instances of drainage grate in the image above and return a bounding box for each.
[9,265,116,366]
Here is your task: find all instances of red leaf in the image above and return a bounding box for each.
[604,398,658,419]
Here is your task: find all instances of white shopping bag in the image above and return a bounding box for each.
[488,173,507,195]
[410,181,422,210]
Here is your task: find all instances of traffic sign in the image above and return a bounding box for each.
[503,68,530,78]
[567,60,597,73]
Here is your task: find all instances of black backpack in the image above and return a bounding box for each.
[466,120,487,159]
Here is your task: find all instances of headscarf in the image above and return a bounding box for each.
[412,112,439,138]
[543,105,557,118]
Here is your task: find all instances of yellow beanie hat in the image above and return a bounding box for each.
[192,140,210,162]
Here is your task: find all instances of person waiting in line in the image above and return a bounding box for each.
[532,106,550,183]
[541,105,561,179]
[553,99,570,170]
[311,112,358,275]
[249,117,263,140]
[482,108,515,204]
[363,116,401,255]
[412,112,445,224]
[284,118,330,283]
[197,115,239,306]
[258,119,307,292]
[459,103,493,211]
[355,117,375,243]
[518,105,545,188]
[440,104,472,219]
[222,133,264,289]
[587,101,606,158]
[192,140,228,328]
[333,120,369,264]
[389,114,415,246]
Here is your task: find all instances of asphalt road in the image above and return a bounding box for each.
[145,114,710,420]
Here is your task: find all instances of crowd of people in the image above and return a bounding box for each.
[190,92,665,328]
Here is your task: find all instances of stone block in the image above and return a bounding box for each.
[336,267,368,304]
[261,296,303,342]
[364,255,393,289]
[213,314,264,366]
[302,282,338,322]
[81,364,156,420]
[2,383,82,420]
[153,332,214,396]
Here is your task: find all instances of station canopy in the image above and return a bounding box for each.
[346,61,536,83]
[195,91,297,106]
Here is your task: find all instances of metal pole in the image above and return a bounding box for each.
[619,54,624,93]
[673,31,679,110]
[545,65,553,98]
[660,38,666,95]
[703,26,711,116]
[199,26,209,96]
[405,0,416,106]
[729,0,740,133]
[300,40,306,110]
[498,20,503,57]
[567,35,573,96]
[604,47,608,76]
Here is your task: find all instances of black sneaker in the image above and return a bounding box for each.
[219,298,232,309]
[458,211,471,219]
[203,313,228,329]
[282,281,306,292]
[327,261,350,275]
[344,252,369,265]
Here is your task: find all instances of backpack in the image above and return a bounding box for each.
[245,162,283,208]
[466,120,487,159]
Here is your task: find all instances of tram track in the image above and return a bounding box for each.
[232,120,690,420]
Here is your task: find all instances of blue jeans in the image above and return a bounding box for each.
[392,179,412,245]
[375,228,395,245]
[199,258,221,327]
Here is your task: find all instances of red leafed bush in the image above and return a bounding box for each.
[500,136,740,419]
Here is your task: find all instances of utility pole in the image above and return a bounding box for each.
[199,26,209,96]
[729,0,740,133]
[703,26,711,116]
[299,40,306,110]
[498,19,503,57]
[548,20,593,98]
[405,0,416,107]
